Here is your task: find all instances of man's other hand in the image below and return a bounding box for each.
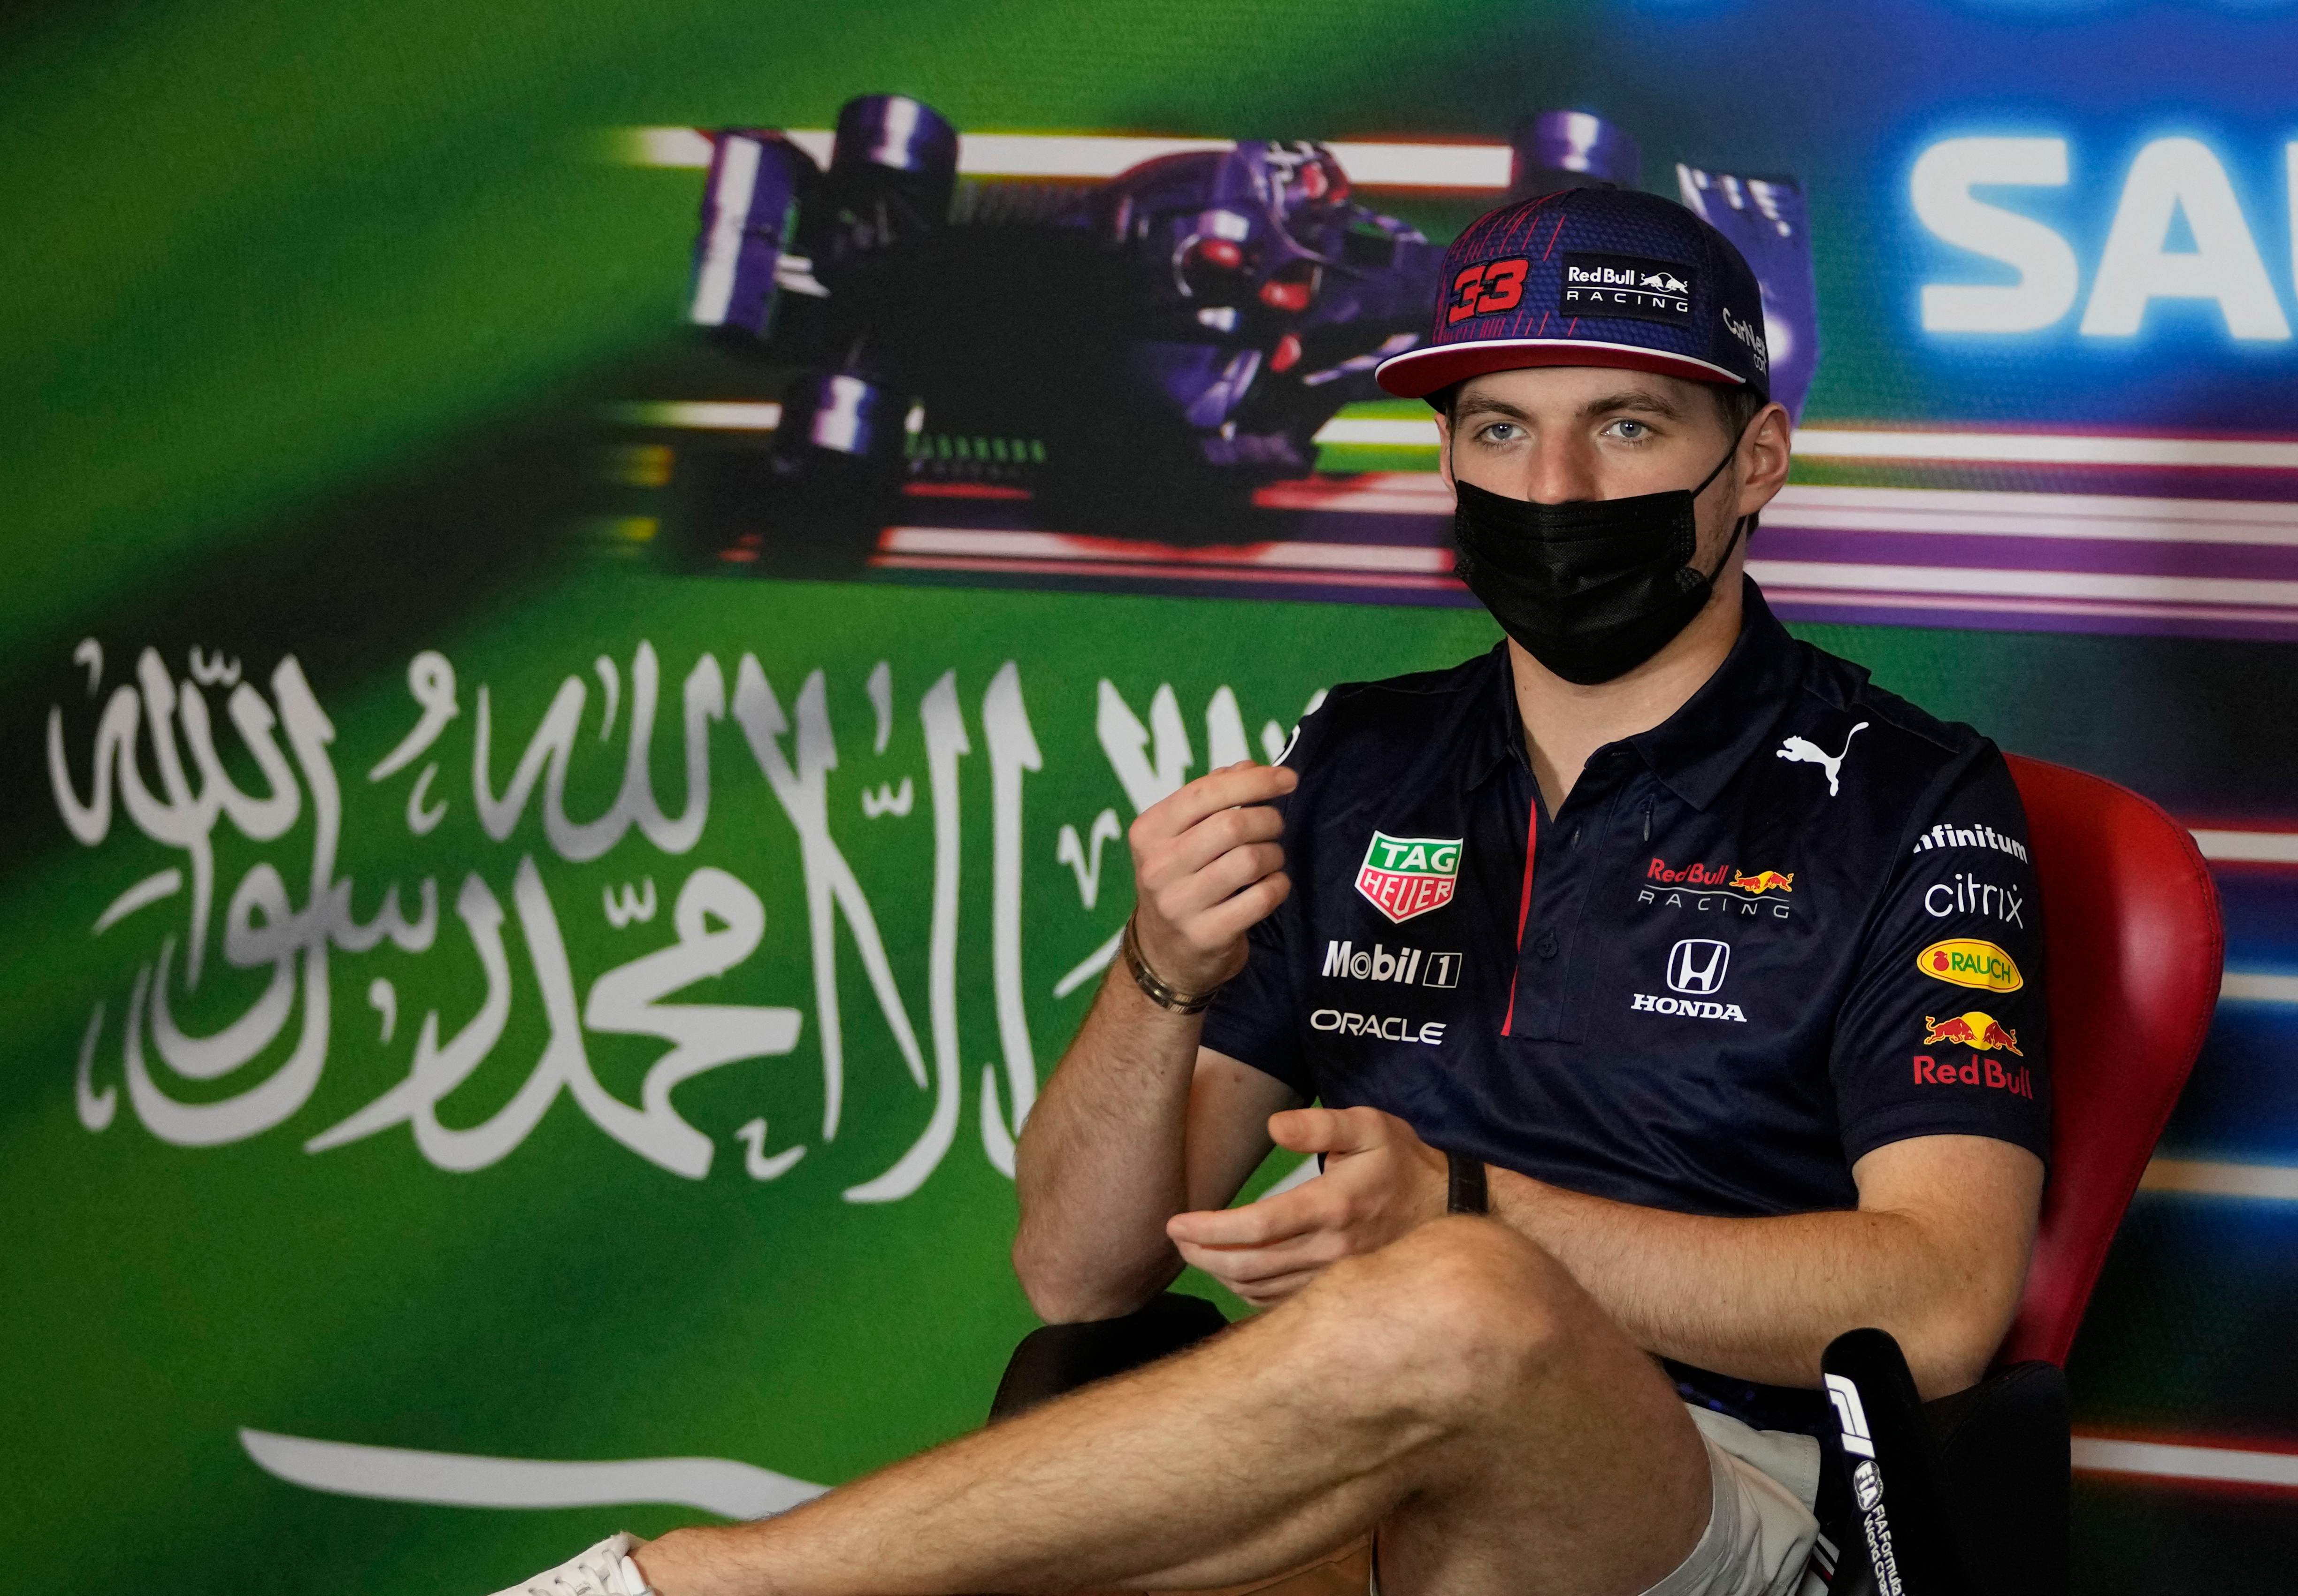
[1165,1106,1448,1307]
[1129,760,1299,995]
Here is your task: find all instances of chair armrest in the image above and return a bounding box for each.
[988,1293,1231,1422]
[1821,1358,2069,1596]
[1926,1361,2069,1596]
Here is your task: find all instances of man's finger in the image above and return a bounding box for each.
[1232,1268,1325,1307]
[1267,1105,1390,1158]
[1143,805,1287,888]
[1167,1182,1330,1248]
[1187,871,1292,946]
[1144,843,1287,931]
[1173,1231,1342,1286]
[1133,762,1299,845]
[1173,1221,1348,1279]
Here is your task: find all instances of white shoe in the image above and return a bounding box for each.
[489,1533,657,1596]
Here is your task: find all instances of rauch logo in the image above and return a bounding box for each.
[1915,937,2022,993]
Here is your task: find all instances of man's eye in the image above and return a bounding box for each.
[1609,419,1650,441]
[1480,422,1519,444]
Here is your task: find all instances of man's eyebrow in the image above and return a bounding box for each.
[1579,389,1689,422]
[1453,394,1532,422]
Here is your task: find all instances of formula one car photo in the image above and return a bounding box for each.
[606,95,1818,585]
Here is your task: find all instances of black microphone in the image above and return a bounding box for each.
[1820,1328,1980,1595]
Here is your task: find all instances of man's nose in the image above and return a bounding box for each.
[1513,437,1601,505]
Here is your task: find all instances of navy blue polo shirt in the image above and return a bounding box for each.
[1201,581,2050,1434]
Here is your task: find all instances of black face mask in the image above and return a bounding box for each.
[1450,430,1753,686]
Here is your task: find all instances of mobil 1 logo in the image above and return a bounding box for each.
[1561,253,1694,325]
[1321,940,1462,990]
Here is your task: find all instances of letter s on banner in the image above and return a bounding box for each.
[1912,137,2078,333]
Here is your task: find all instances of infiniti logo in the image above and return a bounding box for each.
[1666,938,1731,995]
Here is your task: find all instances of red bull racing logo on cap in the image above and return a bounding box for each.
[1561,252,1695,325]
[1916,937,2023,993]
[1356,831,1463,924]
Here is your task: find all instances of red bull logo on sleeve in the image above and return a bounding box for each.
[1914,1045,2035,1099]
[1921,1011,2023,1055]
[1729,868,1794,895]
[1356,831,1463,925]
[1915,937,2023,993]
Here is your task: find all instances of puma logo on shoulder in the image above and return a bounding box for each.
[1776,721,1869,798]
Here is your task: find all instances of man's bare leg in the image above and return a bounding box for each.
[633,1219,1714,1596]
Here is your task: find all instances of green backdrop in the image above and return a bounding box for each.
[11,0,2298,1589]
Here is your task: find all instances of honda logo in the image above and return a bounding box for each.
[1666,938,1730,995]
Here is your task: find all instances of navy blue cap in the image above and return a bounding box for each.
[1374,187,1771,401]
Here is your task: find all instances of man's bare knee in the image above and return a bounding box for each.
[1296,1217,1581,1428]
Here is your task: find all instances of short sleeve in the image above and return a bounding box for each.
[1197,706,1329,1098]
[1830,744,2052,1169]
[1199,899,1308,1095]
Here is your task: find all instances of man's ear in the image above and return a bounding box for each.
[1733,401,1793,519]
[1433,409,1455,494]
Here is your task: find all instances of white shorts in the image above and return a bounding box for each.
[1360,1403,1823,1596]
[1646,1406,1824,1596]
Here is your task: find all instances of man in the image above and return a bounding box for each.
[499,187,2048,1596]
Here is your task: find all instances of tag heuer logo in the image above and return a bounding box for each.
[1356,831,1463,924]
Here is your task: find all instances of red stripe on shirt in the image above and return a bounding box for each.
[1501,798,1540,1036]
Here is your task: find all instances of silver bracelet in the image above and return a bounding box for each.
[1121,915,1223,1014]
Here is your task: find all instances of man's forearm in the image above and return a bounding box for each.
[1485,1166,2022,1398]
[1011,966,1203,1320]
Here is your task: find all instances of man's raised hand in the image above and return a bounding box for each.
[1164,1106,1450,1307]
[1127,760,1299,997]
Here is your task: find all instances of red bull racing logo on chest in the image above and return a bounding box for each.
[1637,859,1793,920]
[1356,831,1463,924]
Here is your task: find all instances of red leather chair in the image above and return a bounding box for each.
[1996,753,2223,1366]
[1870,755,2224,1596]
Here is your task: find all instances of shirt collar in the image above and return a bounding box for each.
[1464,578,1815,811]
[1463,642,1525,793]
[1627,579,1811,812]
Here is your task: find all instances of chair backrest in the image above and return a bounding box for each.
[1995,754,2223,1367]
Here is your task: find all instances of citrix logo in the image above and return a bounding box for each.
[1923,872,2024,928]
[1321,940,1462,989]
[1310,1009,1448,1045]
